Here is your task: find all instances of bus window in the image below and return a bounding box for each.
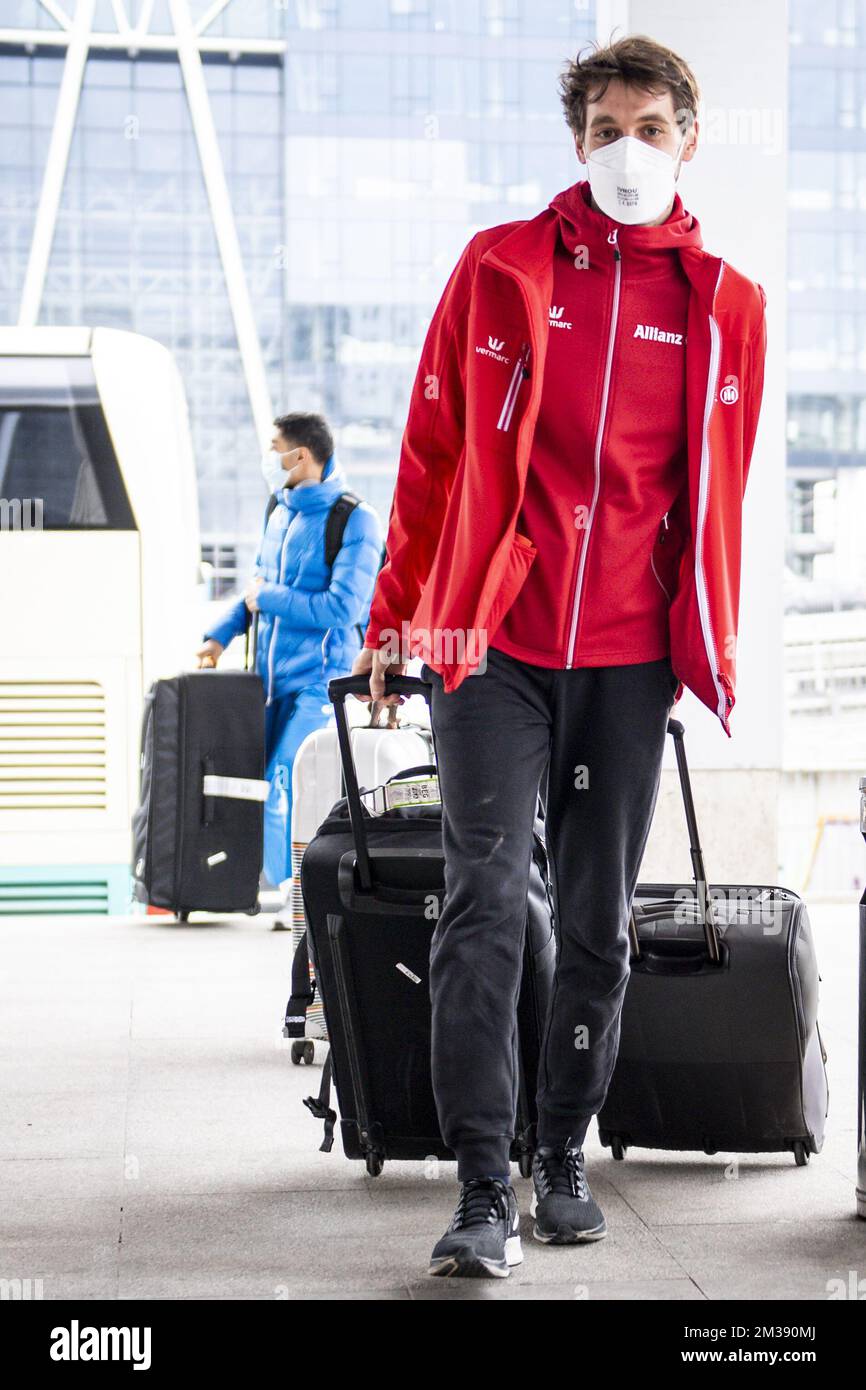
[0,356,136,530]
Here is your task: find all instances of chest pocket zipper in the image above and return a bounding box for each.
[496,342,531,432]
[651,513,673,602]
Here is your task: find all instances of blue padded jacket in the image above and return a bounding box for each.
[205,457,382,702]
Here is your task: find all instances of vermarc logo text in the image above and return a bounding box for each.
[475,335,511,363]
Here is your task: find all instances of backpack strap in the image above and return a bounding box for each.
[325,492,362,569]
[324,496,390,648]
[302,1051,336,1153]
[283,927,315,1040]
[264,490,280,529]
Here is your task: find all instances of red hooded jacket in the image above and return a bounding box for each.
[364,179,767,735]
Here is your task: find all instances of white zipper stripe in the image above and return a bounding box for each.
[566,232,621,667]
[266,514,293,706]
[497,353,525,431]
[502,379,520,431]
[266,618,279,706]
[650,549,671,603]
[695,262,728,723]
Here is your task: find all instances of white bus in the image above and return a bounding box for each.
[0,328,201,915]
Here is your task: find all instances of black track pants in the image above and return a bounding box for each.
[420,647,677,1180]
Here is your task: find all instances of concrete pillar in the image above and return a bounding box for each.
[616,0,788,884]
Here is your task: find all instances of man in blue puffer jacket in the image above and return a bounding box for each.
[197,412,382,888]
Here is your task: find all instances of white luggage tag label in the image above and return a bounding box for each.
[359,775,441,816]
[202,774,270,802]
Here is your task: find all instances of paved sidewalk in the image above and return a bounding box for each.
[0,904,861,1301]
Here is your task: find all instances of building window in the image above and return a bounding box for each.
[201,542,240,599]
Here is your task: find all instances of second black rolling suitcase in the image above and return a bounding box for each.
[131,668,267,917]
[300,674,555,1176]
[598,718,829,1165]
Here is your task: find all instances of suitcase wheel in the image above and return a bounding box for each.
[611,1137,627,1161]
[291,1040,316,1066]
[518,1153,533,1180]
[794,1141,810,1167]
[365,1152,385,1178]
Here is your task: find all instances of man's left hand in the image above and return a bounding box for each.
[244,578,263,613]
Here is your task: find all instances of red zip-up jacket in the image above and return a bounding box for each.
[364,180,768,735]
[493,179,696,668]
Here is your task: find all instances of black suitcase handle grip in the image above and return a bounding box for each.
[328,674,436,893]
[329,674,432,702]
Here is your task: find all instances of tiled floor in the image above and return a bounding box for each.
[1,903,862,1301]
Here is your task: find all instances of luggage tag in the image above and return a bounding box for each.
[201,756,270,828]
[359,774,441,816]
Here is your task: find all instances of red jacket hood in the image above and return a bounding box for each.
[549,178,704,267]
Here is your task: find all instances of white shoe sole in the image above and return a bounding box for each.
[428,1232,523,1279]
[530,1190,607,1243]
[532,1222,607,1245]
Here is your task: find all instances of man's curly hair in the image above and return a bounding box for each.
[560,33,700,145]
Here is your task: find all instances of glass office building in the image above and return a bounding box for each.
[7,3,861,607]
[0,0,598,588]
[787,0,866,597]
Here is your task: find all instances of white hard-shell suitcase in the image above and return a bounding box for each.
[284,698,434,1058]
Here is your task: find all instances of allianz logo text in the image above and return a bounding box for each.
[633,323,685,345]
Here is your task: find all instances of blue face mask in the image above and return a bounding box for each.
[261,451,287,494]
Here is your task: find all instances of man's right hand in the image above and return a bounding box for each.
[350,645,407,704]
[196,639,224,669]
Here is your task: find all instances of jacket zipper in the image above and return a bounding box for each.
[137,690,155,887]
[173,678,187,911]
[266,512,292,707]
[695,262,730,725]
[496,342,531,431]
[566,227,621,667]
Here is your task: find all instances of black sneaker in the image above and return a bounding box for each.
[428,1178,522,1279]
[530,1141,607,1244]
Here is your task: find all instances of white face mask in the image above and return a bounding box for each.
[261,451,287,494]
[586,132,686,226]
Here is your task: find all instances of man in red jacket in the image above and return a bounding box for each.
[353,35,767,1279]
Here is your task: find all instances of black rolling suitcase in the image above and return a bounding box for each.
[131,663,267,918]
[598,718,829,1165]
[300,674,555,1177]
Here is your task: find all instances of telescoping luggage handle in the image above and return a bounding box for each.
[628,718,721,966]
[328,674,436,894]
[244,612,258,673]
